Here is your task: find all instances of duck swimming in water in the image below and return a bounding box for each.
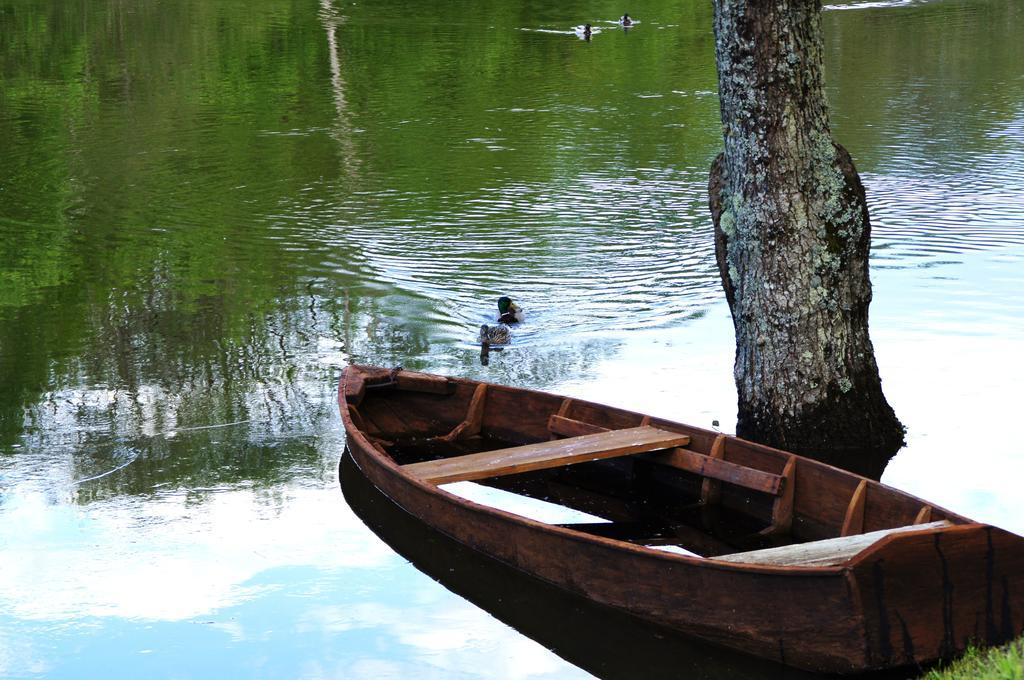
[478,323,512,347]
[496,296,524,324]
[478,323,507,365]
[479,296,522,360]
[478,296,522,359]
[621,14,633,27]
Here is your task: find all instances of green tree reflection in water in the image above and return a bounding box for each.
[0,0,727,499]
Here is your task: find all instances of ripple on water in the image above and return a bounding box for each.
[868,163,1024,261]
[299,169,721,344]
[824,0,929,11]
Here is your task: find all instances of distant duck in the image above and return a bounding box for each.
[621,14,633,27]
[496,296,524,324]
[479,323,512,346]
[579,23,593,39]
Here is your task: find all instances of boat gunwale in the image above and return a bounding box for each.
[339,365,979,575]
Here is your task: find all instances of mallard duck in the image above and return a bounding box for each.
[479,323,511,346]
[497,296,524,324]
[573,23,598,39]
[621,14,633,27]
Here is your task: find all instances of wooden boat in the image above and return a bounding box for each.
[339,365,1024,674]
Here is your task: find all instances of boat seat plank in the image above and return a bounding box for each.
[404,426,691,485]
[646,448,784,496]
[716,520,952,567]
[548,414,610,438]
[395,372,454,394]
[549,416,787,498]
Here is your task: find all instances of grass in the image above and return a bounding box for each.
[922,639,1024,679]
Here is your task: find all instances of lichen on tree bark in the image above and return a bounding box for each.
[708,0,904,479]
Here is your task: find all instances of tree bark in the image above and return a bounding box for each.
[708,0,904,479]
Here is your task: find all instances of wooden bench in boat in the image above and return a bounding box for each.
[549,412,796,535]
[417,388,787,502]
[548,415,785,495]
[403,426,691,485]
[716,520,952,567]
[407,386,795,534]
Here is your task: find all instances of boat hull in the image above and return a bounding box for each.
[339,366,1024,673]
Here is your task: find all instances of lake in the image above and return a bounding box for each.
[1,0,1022,676]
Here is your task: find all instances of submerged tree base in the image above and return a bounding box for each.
[736,376,906,480]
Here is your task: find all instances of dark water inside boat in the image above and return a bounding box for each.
[1,0,1022,676]
[388,434,505,464]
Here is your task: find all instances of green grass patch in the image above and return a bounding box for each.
[923,639,1024,679]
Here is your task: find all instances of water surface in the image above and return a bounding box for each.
[1,0,1022,676]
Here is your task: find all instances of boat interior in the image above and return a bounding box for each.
[343,368,967,567]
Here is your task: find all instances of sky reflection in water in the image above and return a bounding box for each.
[0,484,583,678]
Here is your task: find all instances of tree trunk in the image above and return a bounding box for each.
[708,0,904,479]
